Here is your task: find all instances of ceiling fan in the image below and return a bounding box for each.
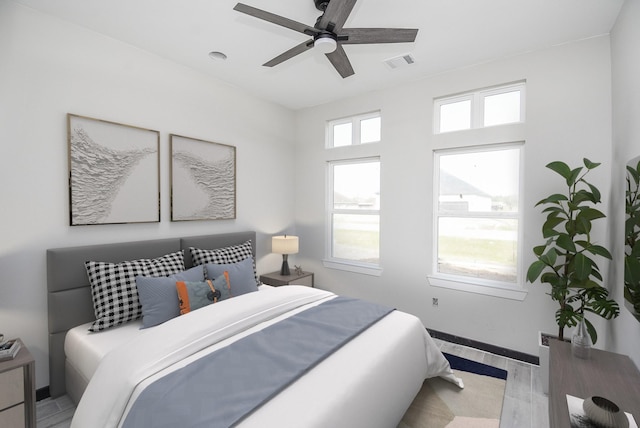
[233,0,419,78]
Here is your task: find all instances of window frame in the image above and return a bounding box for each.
[326,111,381,148]
[429,142,527,300]
[434,82,526,134]
[324,157,382,276]
[433,94,474,134]
[480,84,526,128]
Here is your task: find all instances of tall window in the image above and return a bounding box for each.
[325,111,382,275]
[433,144,522,286]
[431,82,526,299]
[328,158,380,265]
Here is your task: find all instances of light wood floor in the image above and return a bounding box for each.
[436,339,550,428]
[35,338,549,428]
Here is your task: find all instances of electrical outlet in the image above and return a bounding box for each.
[432,298,439,307]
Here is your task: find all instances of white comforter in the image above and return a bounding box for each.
[71,286,461,428]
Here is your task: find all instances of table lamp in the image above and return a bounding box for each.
[272,235,299,275]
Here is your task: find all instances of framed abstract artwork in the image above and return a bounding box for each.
[170,134,236,221]
[67,114,160,225]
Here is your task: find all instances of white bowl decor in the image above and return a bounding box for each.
[583,396,629,428]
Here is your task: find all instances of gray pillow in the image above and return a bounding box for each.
[136,265,204,328]
[205,257,259,297]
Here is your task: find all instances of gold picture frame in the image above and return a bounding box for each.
[67,114,160,225]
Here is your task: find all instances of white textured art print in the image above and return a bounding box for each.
[170,134,236,221]
[68,114,160,225]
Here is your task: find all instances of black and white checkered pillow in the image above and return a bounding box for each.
[85,251,185,332]
[147,250,185,276]
[190,241,258,285]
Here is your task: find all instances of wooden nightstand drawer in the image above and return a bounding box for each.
[0,367,23,410]
[0,403,25,428]
[0,339,35,428]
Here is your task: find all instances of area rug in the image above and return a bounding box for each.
[398,353,508,428]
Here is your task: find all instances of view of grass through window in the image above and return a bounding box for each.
[436,146,521,283]
[331,160,380,264]
[332,215,380,263]
[437,218,518,282]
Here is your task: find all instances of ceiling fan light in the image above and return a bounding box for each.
[314,36,337,54]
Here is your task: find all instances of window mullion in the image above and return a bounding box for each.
[474,92,483,129]
[353,117,361,145]
[437,211,519,220]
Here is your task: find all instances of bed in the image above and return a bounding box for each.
[47,231,461,428]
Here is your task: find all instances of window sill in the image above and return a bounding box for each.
[322,259,383,277]
[427,275,528,301]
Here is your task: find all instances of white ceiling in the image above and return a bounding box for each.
[14,0,624,110]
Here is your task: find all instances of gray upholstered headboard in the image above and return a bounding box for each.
[46,231,256,398]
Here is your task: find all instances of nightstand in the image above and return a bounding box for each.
[260,270,314,287]
[549,339,640,427]
[0,339,35,428]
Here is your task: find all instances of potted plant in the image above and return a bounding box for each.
[625,158,640,320]
[527,159,620,388]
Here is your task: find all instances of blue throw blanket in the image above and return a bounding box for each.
[122,296,394,428]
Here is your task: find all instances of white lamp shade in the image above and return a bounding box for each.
[272,235,299,255]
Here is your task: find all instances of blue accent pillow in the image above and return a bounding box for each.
[136,265,204,328]
[205,257,259,296]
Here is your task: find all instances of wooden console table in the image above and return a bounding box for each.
[549,339,640,427]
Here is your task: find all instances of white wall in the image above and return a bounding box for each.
[610,0,640,367]
[294,36,614,358]
[0,3,296,389]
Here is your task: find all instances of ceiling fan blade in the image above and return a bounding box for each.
[234,3,318,36]
[317,0,357,32]
[263,40,314,67]
[340,28,418,44]
[325,44,354,78]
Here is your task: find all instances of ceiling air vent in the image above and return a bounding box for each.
[384,53,415,70]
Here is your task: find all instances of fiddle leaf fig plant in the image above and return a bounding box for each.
[527,158,620,344]
[625,159,640,317]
